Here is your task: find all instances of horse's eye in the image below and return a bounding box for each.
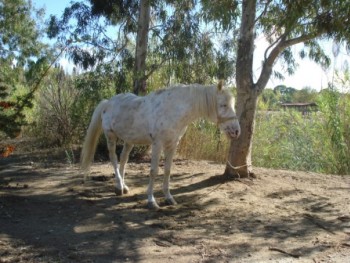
[221,104,227,108]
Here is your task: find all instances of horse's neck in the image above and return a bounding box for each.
[188,86,217,122]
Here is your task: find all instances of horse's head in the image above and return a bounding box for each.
[215,81,241,139]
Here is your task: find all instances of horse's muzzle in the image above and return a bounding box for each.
[223,124,240,139]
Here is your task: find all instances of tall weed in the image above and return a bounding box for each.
[317,86,350,174]
[253,111,336,173]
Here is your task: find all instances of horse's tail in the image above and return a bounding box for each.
[80,99,109,178]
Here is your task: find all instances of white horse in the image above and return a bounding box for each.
[80,81,240,210]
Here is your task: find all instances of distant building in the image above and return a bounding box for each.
[280,102,318,115]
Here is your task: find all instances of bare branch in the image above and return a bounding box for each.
[263,32,287,61]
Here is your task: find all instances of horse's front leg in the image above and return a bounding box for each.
[163,147,177,206]
[147,142,161,210]
[119,142,133,194]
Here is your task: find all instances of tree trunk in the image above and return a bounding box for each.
[224,88,258,177]
[224,0,257,178]
[223,0,326,177]
[133,0,150,95]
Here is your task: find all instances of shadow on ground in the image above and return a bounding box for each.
[1,149,350,262]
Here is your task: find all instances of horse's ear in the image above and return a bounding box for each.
[217,80,224,91]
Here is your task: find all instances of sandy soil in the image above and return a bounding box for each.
[1,141,350,263]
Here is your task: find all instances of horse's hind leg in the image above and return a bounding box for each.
[147,142,161,210]
[105,135,124,195]
[163,147,177,206]
[119,142,133,194]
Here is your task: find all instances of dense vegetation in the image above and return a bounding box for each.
[6,63,348,175]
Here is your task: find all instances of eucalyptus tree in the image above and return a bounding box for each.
[89,0,151,94]
[0,0,50,137]
[48,0,235,94]
[223,0,350,177]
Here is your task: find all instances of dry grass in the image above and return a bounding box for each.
[177,121,229,163]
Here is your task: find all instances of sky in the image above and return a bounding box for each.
[32,0,350,91]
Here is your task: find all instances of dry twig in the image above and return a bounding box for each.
[269,247,301,258]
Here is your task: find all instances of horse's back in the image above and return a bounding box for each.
[110,92,140,105]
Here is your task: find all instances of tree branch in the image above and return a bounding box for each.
[255,32,322,94]
[255,0,273,24]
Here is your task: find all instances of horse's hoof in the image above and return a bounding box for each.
[147,201,160,211]
[123,185,129,194]
[165,198,177,206]
[115,188,123,196]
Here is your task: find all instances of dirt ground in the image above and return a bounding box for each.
[1,140,350,263]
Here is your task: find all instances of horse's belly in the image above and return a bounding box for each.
[113,121,153,145]
[118,131,153,145]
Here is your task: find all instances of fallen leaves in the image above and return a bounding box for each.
[0,145,15,158]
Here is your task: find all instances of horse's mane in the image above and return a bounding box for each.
[189,84,218,121]
[153,84,219,120]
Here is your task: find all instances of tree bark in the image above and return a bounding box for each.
[133,0,150,95]
[224,88,258,177]
[224,0,257,177]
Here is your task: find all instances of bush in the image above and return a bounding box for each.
[30,69,81,146]
[30,67,118,147]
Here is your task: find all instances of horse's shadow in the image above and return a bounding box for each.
[171,172,230,195]
[110,172,232,209]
